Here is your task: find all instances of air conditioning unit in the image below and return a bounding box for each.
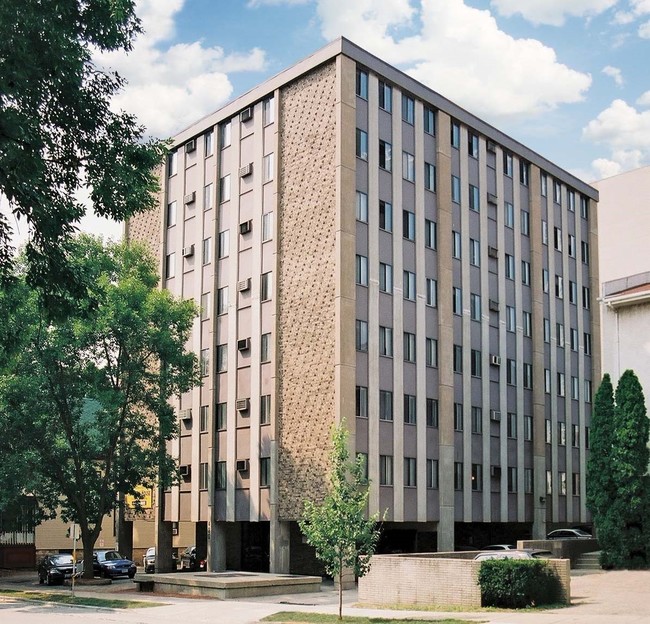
[487,193,498,204]
[179,409,192,421]
[185,139,196,153]
[237,337,250,351]
[490,465,501,478]
[179,465,191,478]
[239,220,252,235]
[237,278,251,292]
[182,244,195,258]
[236,398,250,412]
[487,140,497,153]
[490,355,502,366]
[487,245,499,258]
[184,191,196,205]
[490,409,502,422]
[236,459,250,472]
[488,299,500,312]
[239,163,253,178]
[240,107,253,122]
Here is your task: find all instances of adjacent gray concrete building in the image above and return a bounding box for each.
[126,38,600,574]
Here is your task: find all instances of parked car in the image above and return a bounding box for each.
[142,547,179,573]
[481,544,516,550]
[474,550,534,561]
[180,545,206,571]
[546,528,592,539]
[93,550,137,579]
[37,554,79,585]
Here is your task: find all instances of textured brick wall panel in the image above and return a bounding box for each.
[277,62,338,520]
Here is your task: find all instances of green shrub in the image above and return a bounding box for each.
[477,559,562,608]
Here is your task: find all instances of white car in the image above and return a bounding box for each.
[474,550,534,561]
[546,528,592,539]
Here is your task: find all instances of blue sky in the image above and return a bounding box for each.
[86,0,650,236]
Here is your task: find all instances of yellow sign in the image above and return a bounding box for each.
[125,486,153,510]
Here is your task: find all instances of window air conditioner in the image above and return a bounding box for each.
[487,245,499,258]
[240,107,253,122]
[490,355,502,366]
[237,278,251,292]
[490,409,501,422]
[182,245,195,258]
[184,191,196,205]
[239,163,253,178]
[237,338,250,351]
[487,193,498,204]
[236,459,250,472]
[185,139,196,153]
[179,409,192,421]
[488,299,500,312]
[179,465,191,478]
[487,141,497,153]
[239,220,252,235]
[490,465,501,478]
[236,398,250,412]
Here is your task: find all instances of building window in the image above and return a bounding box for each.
[356,129,368,160]
[219,174,231,202]
[541,173,548,197]
[471,463,482,491]
[559,471,567,495]
[505,254,515,280]
[379,262,393,293]
[355,254,368,286]
[585,380,592,402]
[379,326,393,357]
[424,107,436,134]
[216,402,226,430]
[356,386,368,418]
[557,322,565,347]
[521,260,531,286]
[454,462,463,490]
[167,151,178,176]
[403,271,416,301]
[219,120,231,149]
[357,453,369,481]
[570,328,578,351]
[217,286,229,315]
[544,318,551,343]
[468,132,479,158]
[583,286,591,310]
[521,209,530,236]
[452,287,462,315]
[215,461,227,490]
[545,419,552,444]
[524,415,533,441]
[261,333,271,362]
[204,130,214,157]
[582,241,590,264]
[581,196,589,219]
[508,467,517,493]
[426,278,437,307]
[546,470,553,495]
[520,160,529,186]
[404,395,417,425]
[454,402,463,431]
[426,459,439,488]
[544,368,551,393]
[403,210,415,240]
[216,344,227,372]
[379,455,393,485]
[200,292,210,321]
[471,406,482,434]
[167,201,177,227]
[379,140,392,170]
[554,227,563,251]
[356,191,368,222]
[261,272,273,301]
[404,332,416,363]
[199,462,209,490]
[568,190,576,211]
[218,230,229,258]
[356,69,368,99]
[469,238,480,267]
[568,234,576,257]
[469,184,480,212]
[453,344,463,373]
[402,152,415,182]
[378,81,392,112]
[379,200,393,231]
[263,153,274,182]
[572,424,580,448]
[523,363,533,389]
[572,376,580,400]
[203,183,213,210]
[572,472,580,496]
[262,212,273,242]
[199,405,209,432]
[542,269,549,293]
[584,332,592,356]
[452,231,461,258]
[506,359,516,385]
[451,175,461,203]
[523,311,532,337]
[425,219,437,249]
[379,390,393,421]
[356,320,368,352]
[451,121,461,148]
[524,468,533,494]
[554,180,562,203]
[260,394,271,425]
[504,152,513,176]
[200,348,210,376]
[402,95,415,124]
[569,280,577,304]
[202,237,212,265]
[426,398,439,427]
[471,349,482,377]
[165,252,175,279]
[426,338,438,367]
[505,201,514,228]
[506,305,516,332]
[424,162,436,191]
[260,458,271,487]
[261,96,275,125]
[507,412,517,438]
[542,220,549,245]
[470,293,481,321]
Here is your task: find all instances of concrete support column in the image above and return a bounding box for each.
[269,519,290,573]
[209,521,227,571]
[115,511,133,560]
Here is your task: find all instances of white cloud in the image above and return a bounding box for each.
[317,0,591,121]
[490,0,617,26]
[95,0,267,138]
[637,91,650,106]
[639,19,650,35]
[247,0,309,6]
[602,65,624,86]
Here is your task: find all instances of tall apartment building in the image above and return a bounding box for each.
[126,38,600,573]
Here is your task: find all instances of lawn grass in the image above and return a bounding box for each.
[262,612,480,624]
[0,589,162,609]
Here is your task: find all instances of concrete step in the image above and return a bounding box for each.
[574,551,602,570]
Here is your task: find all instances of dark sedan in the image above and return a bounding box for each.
[38,554,78,586]
[93,550,136,579]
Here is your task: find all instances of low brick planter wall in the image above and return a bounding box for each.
[358,553,571,608]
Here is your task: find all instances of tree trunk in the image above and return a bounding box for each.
[80,525,97,579]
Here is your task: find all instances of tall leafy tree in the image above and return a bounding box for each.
[0,0,166,304]
[299,422,381,619]
[0,236,199,577]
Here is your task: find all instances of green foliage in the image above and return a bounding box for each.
[0,0,167,304]
[477,559,562,608]
[0,236,200,575]
[299,422,381,618]
[587,370,650,568]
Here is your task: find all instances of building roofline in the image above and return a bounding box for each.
[172,36,598,200]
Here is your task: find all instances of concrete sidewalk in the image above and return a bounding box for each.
[2,569,650,623]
